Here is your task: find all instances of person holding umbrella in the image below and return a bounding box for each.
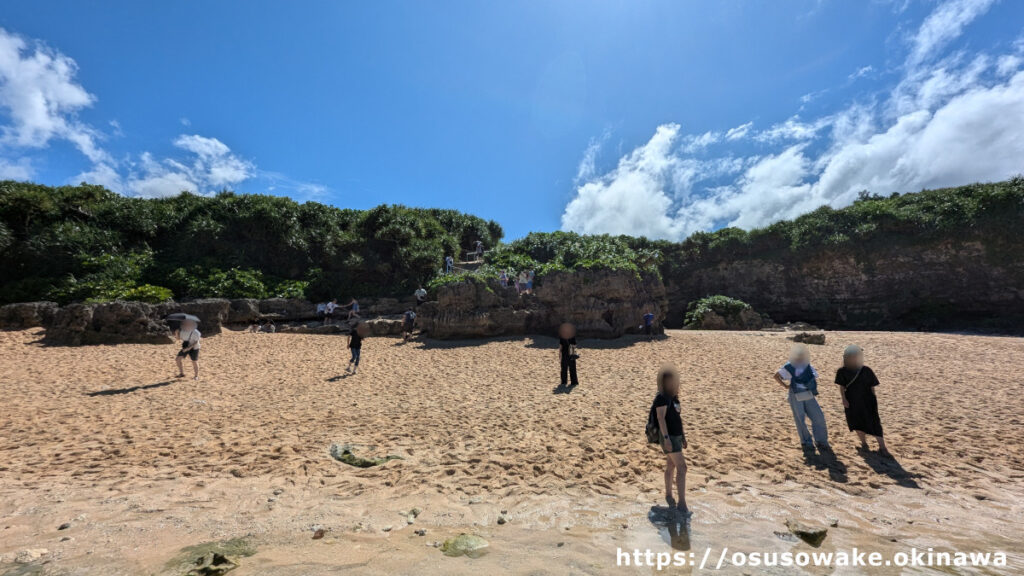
[168,314,202,380]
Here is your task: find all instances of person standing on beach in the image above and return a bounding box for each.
[175,319,201,380]
[835,345,892,457]
[774,344,830,451]
[346,322,366,374]
[642,311,655,338]
[653,366,689,515]
[557,323,579,387]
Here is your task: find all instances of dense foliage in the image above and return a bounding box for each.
[646,177,1024,277]
[2,177,1021,305]
[683,295,751,328]
[0,182,502,304]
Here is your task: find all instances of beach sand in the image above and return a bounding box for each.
[1,328,1022,574]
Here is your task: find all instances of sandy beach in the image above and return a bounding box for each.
[1,328,1022,574]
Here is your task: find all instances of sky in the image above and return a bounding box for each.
[0,1,1022,240]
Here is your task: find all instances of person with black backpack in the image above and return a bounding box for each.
[646,366,689,516]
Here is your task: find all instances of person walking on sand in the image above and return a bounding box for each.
[346,322,366,374]
[652,366,689,515]
[835,345,892,457]
[403,308,416,341]
[175,319,201,380]
[774,344,830,452]
[557,323,579,387]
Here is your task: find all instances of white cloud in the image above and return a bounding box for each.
[724,122,753,141]
[0,157,32,180]
[849,65,874,80]
[0,27,108,163]
[563,0,1024,239]
[906,0,997,68]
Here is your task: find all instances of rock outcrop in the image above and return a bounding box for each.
[663,241,1024,331]
[418,269,668,339]
[0,301,58,330]
[46,301,173,345]
[690,308,767,330]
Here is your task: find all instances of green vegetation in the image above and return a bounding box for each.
[2,177,1022,305]
[0,182,501,304]
[684,295,751,328]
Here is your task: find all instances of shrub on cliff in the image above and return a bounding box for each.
[485,231,661,278]
[684,295,766,330]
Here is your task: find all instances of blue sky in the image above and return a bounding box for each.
[1,1,1022,240]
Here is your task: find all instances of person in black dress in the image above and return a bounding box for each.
[835,345,892,457]
[557,323,579,387]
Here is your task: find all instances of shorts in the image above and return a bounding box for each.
[178,346,199,361]
[661,434,684,454]
[404,320,414,332]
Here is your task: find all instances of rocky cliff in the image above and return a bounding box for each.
[0,296,415,345]
[663,240,1024,331]
[417,269,667,339]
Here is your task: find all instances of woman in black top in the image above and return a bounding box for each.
[835,345,891,457]
[557,323,579,387]
[346,322,367,374]
[655,367,689,515]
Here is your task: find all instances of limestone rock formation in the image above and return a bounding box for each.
[0,301,58,330]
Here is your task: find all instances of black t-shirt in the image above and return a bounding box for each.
[653,393,684,437]
[559,337,576,357]
[349,332,363,349]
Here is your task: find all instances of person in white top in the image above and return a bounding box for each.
[324,299,338,325]
[175,319,202,380]
[414,286,427,307]
[773,344,830,451]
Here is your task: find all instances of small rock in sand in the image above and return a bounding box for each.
[414,529,427,536]
[15,548,49,563]
[58,522,71,530]
[312,529,325,540]
[785,519,828,547]
[496,515,507,525]
[440,533,489,558]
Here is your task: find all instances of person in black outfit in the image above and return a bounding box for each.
[653,366,689,515]
[346,322,367,374]
[557,323,579,387]
[835,345,892,457]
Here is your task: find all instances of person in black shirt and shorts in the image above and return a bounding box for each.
[557,323,579,387]
[653,366,689,516]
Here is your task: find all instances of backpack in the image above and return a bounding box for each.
[645,396,662,444]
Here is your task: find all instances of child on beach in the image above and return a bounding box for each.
[175,319,201,380]
[835,345,892,457]
[653,366,689,515]
[403,308,416,341]
[346,322,366,374]
[774,344,830,452]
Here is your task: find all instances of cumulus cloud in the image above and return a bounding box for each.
[562,0,1024,240]
[0,27,323,199]
[0,28,107,164]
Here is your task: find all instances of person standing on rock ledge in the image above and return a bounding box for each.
[774,344,831,453]
[175,319,201,381]
[558,323,579,387]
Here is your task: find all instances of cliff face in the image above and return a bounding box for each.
[418,269,668,339]
[663,241,1024,330]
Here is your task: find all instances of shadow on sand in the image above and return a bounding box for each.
[648,506,692,551]
[801,446,849,483]
[86,381,172,397]
[551,383,579,395]
[858,448,921,488]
